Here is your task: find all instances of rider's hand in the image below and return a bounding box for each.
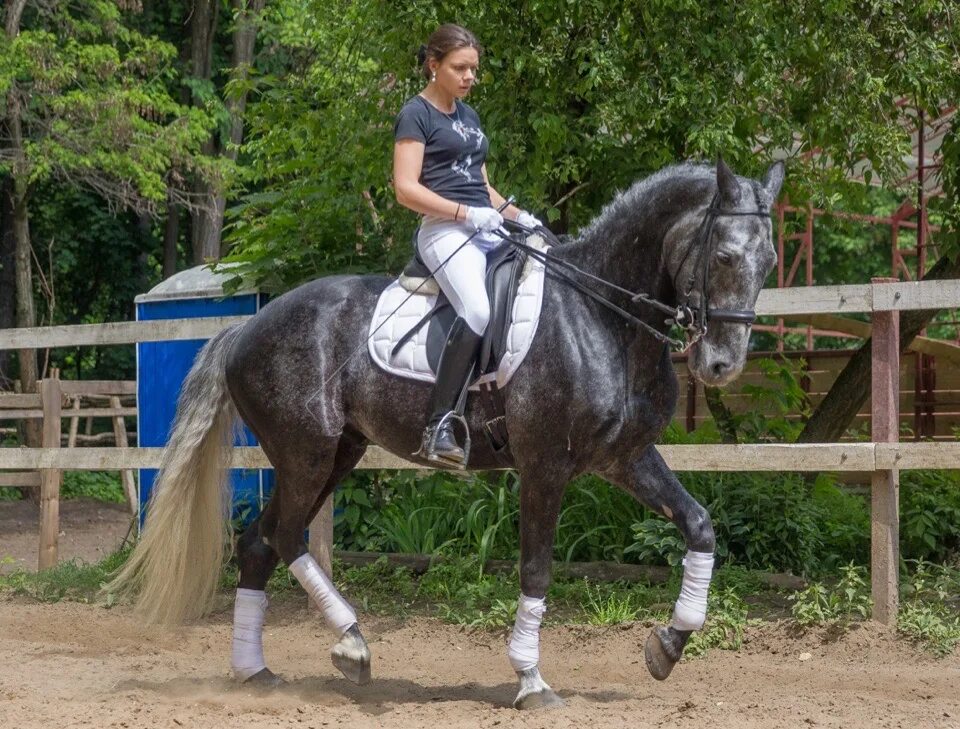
[466,206,504,232]
[515,210,543,229]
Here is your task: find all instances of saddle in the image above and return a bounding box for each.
[392,230,536,376]
[387,224,560,458]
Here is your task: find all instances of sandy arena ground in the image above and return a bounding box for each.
[1,500,959,728]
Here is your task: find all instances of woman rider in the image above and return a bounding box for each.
[393,24,540,467]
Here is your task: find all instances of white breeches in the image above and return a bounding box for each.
[418,217,503,337]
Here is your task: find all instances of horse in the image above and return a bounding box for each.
[108,158,783,710]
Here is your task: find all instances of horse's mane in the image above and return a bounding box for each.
[573,162,772,247]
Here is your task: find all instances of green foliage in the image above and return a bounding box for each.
[0,1,220,207]
[629,472,870,576]
[0,548,131,604]
[583,583,642,625]
[416,558,519,628]
[900,471,960,564]
[220,0,960,292]
[733,357,811,442]
[334,470,644,566]
[685,588,754,657]
[61,471,125,503]
[898,562,960,657]
[789,563,872,627]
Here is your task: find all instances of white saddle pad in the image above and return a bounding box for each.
[368,235,549,390]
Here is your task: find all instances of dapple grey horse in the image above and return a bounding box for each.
[108,159,783,709]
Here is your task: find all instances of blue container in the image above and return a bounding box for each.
[135,266,273,529]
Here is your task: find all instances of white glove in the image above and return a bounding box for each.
[466,206,504,232]
[516,210,543,229]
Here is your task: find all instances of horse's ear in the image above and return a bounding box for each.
[762,160,785,200]
[716,156,742,206]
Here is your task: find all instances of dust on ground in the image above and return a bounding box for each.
[1,499,958,728]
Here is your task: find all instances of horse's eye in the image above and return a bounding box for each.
[716,250,733,266]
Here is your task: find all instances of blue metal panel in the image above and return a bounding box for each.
[136,292,271,528]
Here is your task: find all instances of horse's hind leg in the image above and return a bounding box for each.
[230,434,369,687]
[231,515,283,686]
[607,446,716,681]
[261,436,371,685]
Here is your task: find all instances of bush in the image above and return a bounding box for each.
[789,563,872,627]
[900,471,960,564]
[629,472,870,576]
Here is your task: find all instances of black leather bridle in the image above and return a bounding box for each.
[497,192,771,352]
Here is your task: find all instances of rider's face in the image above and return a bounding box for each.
[430,47,479,98]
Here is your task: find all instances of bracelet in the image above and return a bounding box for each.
[455,203,461,221]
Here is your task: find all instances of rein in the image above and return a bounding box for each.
[499,193,770,351]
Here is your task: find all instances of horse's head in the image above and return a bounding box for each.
[668,159,783,387]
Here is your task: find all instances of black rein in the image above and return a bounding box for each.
[497,195,770,351]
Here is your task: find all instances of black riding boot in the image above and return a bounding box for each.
[416,317,483,467]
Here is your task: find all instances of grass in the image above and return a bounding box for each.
[0,548,130,604]
[2,548,957,660]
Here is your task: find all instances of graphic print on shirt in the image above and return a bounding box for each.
[450,119,485,181]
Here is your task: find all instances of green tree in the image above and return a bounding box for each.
[0,0,219,395]
[220,0,960,295]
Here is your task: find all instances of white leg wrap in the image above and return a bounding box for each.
[671,550,715,631]
[289,553,357,637]
[231,588,268,681]
[508,594,546,672]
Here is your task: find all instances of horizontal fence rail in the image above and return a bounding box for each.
[1,277,959,623]
[2,443,959,472]
[1,280,959,351]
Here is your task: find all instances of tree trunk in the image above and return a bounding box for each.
[797,253,960,443]
[0,175,16,388]
[214,0,266,258]
[5,1,41,501]
[162,197,180,279]
[704,385,738,443]
[188,0,222,264]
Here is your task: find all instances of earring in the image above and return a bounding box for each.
[431,71,436,82]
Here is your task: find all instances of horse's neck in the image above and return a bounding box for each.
[552,210,680,391]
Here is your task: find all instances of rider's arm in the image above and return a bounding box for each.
[482,165,522,221]
[393,139,465,221]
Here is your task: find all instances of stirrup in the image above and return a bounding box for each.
[412,412,471,469]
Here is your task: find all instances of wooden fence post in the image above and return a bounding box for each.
[871,277,900,626]
[109,395,138,515]
[308,498,334,578]
[38,376,62,571]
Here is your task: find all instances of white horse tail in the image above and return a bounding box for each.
[104,324,244,624]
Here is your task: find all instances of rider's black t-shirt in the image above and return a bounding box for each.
[394,95,492,208]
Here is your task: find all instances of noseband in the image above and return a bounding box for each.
[499,191,771,351]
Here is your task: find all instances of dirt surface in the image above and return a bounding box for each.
[0,595,957,729]
[1,499,958,728]
[0,498,131,574]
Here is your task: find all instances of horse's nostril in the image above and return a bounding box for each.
[711,360,732,378]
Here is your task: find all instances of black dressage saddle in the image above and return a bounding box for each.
[392,224,558,376]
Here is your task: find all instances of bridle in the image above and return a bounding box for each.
[497,191,771,352]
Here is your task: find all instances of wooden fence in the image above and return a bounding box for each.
[1,277,959,624]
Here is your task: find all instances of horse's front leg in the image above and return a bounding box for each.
[508,469,568,710]
[606,445,716,681]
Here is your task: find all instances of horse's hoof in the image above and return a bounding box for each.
[513,667,563,710]
[645,626,682,681]
[331,625,371,685]
[243,667,286,689]
[513,687,565,710]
